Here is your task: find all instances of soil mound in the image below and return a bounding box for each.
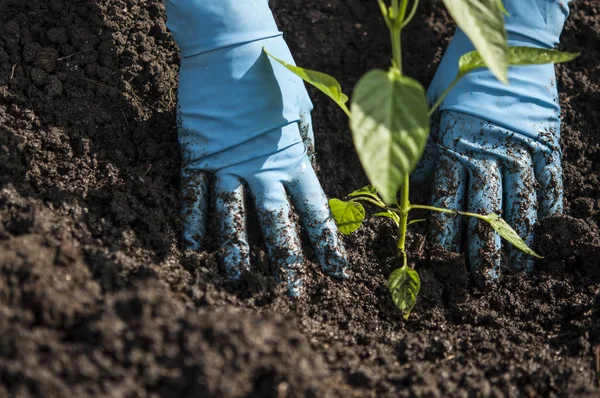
[1,0,599,396]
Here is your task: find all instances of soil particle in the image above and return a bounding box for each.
[0,0,599,397]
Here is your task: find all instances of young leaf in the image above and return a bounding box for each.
[459,47,580,76]
[373,211,400,227]
[389,265,421,319]
[263,48,351,117]
[407,219,426,227]
[483,213,543,258]
[442,0,509,83]
[329,198,365,235]
[350,69,430,205]
[497,0,509,16]
[348,185,378,198]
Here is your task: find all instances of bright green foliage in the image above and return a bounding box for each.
[350,69,429,205]
[483,213,543,258]
[496,0,509,16]
[328,199,365,235]
[442,0,509,83]
[389,264,421,319]
[459,47,580,77]
[348,185,379,199]
[271,0,578,320]
[263,48,351,117]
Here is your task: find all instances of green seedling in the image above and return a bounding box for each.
[329,185,542,318]
[265,0,578,319]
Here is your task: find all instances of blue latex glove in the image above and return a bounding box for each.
[165,0,349,296]
[425,0,571,286]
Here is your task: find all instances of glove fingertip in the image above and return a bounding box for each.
[181,170,210,251]
[321,246,350,280]
[219,239,251,281]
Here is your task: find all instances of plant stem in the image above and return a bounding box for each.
[409,204,487,221]
[389,0,406,74]
[398,0,409,22]
[350,196,387,209]
[340,104,352,118]
[428,74,462,117]
[391,27,402,74]
[397,173,410,263]
[377,0,392,28]
[401,0,419,29]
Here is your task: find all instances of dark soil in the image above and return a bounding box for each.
[1,0,599,397]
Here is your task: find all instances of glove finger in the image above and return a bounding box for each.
[429,152,467,252]
[251,180,304,297]
[532,140,564,217]
[285,157,349,280]
[504,131,563,217]
[180,168,209,251]
[298,112,316,168]
[503,149,537,272]
[214,172,251,280]
[466,159,503,287]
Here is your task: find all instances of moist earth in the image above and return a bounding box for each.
[1,0,599,397]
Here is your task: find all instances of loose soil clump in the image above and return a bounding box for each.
[1,0,599,397]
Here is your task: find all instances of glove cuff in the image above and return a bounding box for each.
[165,0,282,57]
[504,0,571,49]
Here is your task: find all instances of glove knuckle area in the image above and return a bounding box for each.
[435,111,561,165]
[181,126,307,179]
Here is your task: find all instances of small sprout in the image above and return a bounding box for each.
[272,0,576,319]
[389,264,421,319]
[329,198,365,235]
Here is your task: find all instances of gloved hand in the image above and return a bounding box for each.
[425,0,571,286]
[165,0,348,296]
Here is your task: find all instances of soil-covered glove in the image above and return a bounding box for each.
[165,0,349,296]
[426,0,571,286]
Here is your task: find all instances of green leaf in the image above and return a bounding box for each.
[329,198,365,235]
[373,211,400,227]
[442,0,509,83]
[459,47,580,76]
[389,265,421,319]
[350,69,430,205]
[497,0,509,16]
[348,186,387,207]
[407,219,426,227]
[264,48,351,117]
[348,185,378,198]
[483,213,543,258]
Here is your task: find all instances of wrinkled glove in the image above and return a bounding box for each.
[165,0,348,296]
[425,0,571,286]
